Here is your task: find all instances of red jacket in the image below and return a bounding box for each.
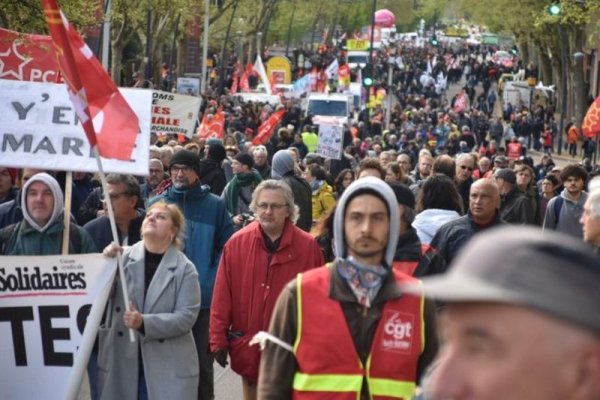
[210,220,324,381]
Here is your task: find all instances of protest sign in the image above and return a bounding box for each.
[176,77,200,96]
[0,254,117,400]
[0,79,151,175]
[317,122,344,160]
[151,90,201,138]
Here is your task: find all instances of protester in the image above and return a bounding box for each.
[0,172,96,255]
[99,201,201,400]
[199,142,227,196]
[580,185,600,250]
[304,164,335,229]
[141,159,167,207]
[222,153,262,230]
[494,168,535,224]
[0,167,18,205]
[210,180,323,400]
[404,226,600,399]
[150,150,233,400]
[257,177,438,399]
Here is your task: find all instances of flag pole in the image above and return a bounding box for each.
[62,171,73,255]
[93,147,136,343]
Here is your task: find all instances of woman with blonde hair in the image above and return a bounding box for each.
[99,201,201,400]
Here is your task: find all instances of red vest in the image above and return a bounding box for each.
[392,244,431,276]
[292,265,424,399]
[507,142,522,160]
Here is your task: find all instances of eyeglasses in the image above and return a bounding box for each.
[460,165,474,172]
[170,165,193,174]
[102,192,132,201]
[256,202,287,211]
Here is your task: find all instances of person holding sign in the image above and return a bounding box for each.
[99,201,201,400]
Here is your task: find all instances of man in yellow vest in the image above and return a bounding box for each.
[257,177,439,399]
[301,125,318,154]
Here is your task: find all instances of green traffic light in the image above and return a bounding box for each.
[363,77,373,86]
[548,3,561,15]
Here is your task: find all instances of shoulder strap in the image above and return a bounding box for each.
[553,196,564,227]
[0,223,17,255]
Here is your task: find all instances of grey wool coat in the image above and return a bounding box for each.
[97,241,201,400]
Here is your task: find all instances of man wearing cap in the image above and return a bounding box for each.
[543,164,589,238]
[0,172,96,255]
[150,149,234,400]
[494,168,534,224]
[403,226,600,399]
[257,177,439,399]
[390,182,446,277]
[431,178,504,266]
[222,153,263,230]
[270,150,312,232]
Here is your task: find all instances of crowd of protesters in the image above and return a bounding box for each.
[2,38,600,400]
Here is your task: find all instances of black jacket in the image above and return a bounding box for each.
[430,211,504,266]
[500,188,534,225]
[281,173,312,232]
[394,227,447,277]
[83,210,145,249]
[199,159,227,196]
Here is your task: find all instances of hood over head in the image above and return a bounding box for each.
[21,172,63,232]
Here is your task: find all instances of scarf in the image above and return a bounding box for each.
[310,179,325,194]
[336,257,388,308]
[225,171,262,214]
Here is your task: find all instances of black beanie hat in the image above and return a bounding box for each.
[208,143,226,163]
[388,182,416,209]
[235,152,254,169]
[170,150,200,176]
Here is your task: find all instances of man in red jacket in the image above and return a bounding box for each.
[210,179,323,400]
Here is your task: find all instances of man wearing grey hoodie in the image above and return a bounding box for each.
[257,177,438,399]
[0,172,96,255]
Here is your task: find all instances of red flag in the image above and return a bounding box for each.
[252,109,286,145]
[41,0,139,160]
[239,64,255,92]
[197,108,225,139]
[582,95,600,138]
[453,91,466,113]
[0,28,61,82]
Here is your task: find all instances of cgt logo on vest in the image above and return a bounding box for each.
[380,311,414,353]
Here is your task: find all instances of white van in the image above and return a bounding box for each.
[305,93,352,126]
[346,51,369,69]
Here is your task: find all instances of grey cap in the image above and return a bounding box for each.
[494,168,516,184]
[402,226,600,335]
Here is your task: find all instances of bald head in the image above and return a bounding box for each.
[469,179,500,224]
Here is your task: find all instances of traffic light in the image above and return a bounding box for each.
[548,3,561,15]
[362,64,373,87]
[430,34,438,46]
[511,45,518,55]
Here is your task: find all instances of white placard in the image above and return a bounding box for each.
[151,90,201,138]
[317,122,344,160]
[176,77,200,96]
[0,254,117,400]
[0,79,151,176]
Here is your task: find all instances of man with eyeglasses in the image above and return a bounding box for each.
[257,177,438,399]
[455,153,475,213]
[210,180,323,400]
[150,149,233,400]
[140,158,167,207]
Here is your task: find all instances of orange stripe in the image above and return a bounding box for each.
[45,18,63,24]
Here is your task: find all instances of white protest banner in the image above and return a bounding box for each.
[0,79,151,175]
[151,90,201,138]
[0,254,117,400]
[176,77,200,96]
[317,122,344,160]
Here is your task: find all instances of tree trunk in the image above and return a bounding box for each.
[539,51,553,86]
[111,40,124,85]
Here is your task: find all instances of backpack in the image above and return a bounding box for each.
[0,222,82,255]
[552,196,564,227]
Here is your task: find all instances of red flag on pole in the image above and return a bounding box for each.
[197,108,225,139]
[252,109,286,145]
[453,90,467,113]
[582,95,600,138]
[41,0,139,160]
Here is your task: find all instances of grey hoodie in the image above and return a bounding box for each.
[333,176,399,267]
[21,173,64,232]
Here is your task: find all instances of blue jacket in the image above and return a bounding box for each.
[150,183,233,309]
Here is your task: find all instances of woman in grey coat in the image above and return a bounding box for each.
[99,201,201,400]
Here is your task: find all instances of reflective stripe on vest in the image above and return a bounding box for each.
[292,266,423,399]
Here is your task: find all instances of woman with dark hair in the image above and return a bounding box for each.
[412,174,463,244]
[515,164,540,223]
[333,169,355,199]
[539,174,559,223]
[384,162,404,183]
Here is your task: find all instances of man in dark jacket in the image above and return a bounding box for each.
[455,154,475,213]
[494,168,534,224]
[199,142,227,195]
[270,150,312,232]
[431,178,504,266]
